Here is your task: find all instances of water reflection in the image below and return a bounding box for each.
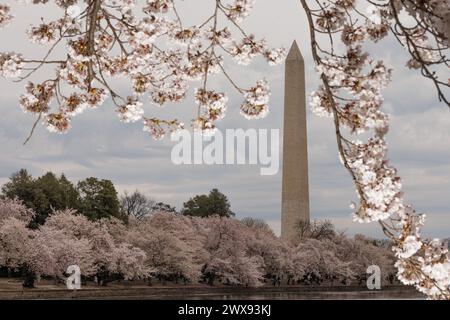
[173,290,425,300]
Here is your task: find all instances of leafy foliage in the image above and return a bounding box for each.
[2,170,79,226]
[182,189,234,218]
[77,177,123,221]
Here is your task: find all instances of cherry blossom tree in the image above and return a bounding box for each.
[242,217,298,284]
[0,199,35,281]
[44,210,152,283]
[0,201,403,289]
[148,213,208,281]
[0,214,57,288]
[0,198,35,224]
[299,0,450,299]
[200,216,264,286]
[31,224,95,280]
[294,238,355,285]
[0,217,31,274]
[332,233,397,285]
[107,242,150,280]
[124,216,203,283]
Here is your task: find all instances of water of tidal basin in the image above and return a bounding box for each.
[171,291,425,300]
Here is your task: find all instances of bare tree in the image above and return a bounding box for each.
[120,190,156,220]
[241,217,273,234]
[294,219,336,242]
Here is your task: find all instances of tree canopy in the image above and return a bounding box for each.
[182,189,234,218]
[1,170,124,225]
[1,170,185,226]
[1,170,79,226]
[77,177,122,221]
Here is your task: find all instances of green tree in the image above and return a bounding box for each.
[34,172,62,208]
[2,169,39,208]
[1,169,47,226]
[78,177,123,221]
[182,189,234,218]
[1,170,82,226]
[34,172,80,211]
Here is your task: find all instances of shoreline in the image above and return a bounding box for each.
[0,283,424,300]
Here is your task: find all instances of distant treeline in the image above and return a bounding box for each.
[0,169,234,228]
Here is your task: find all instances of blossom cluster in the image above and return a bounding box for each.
[0,4,12,29]
[229,35,285,66]
[143,118,184,140]
[0,52,23,78]
[0,0,285,139]
[240,79,270,120]
[116,98,144,123]
[227,0,256,22]
[193,89,228,135]
[346,138,402,223]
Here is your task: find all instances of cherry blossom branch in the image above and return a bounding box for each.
[299,0,450,299]
[0,0,286,140]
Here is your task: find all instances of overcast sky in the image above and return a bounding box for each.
[0,1,449,238]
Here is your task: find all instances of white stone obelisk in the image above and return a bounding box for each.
[281,41,310,242]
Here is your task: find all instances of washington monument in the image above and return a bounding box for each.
[281,41,310,242]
